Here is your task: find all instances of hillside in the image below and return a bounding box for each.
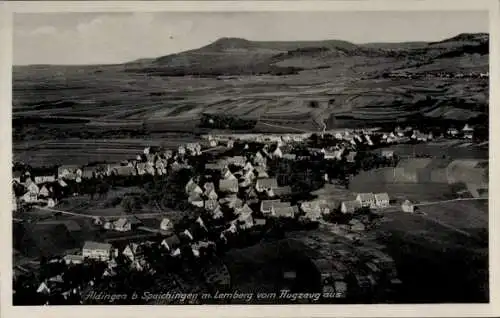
[12,33,489,141]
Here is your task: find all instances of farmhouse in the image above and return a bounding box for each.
[374,193,390,208]
[237,212,254,229]
[272,206,295,218]
[203,182,216,193]
[136,163,147,175]
[260,199,281,215]
[220,194,243,209]
[185,179,203,195]
[113,166,137,177]
[34,175,56,184]
[211,206,224,219]
[355,193,375,208]
[272,186,293,197]
[243,161,254,171]
[81,166,99,179]
[58,165,82,180]
[113,218,132,232]
[447,128,459,137]
[381,150,394,159]
[235,204,253,216]
[340,200,362,214]
[63,254,84,265]
[256,178,278,192]
[205,198,219,211]
[346,152,357,163]
[252,151,267,166]
[254,166,269,179]
[123,243,144,262]
[38,185,51,198]
[205,189,219,200]
[227,156,246,167]
[82,241,113,261]
[160,218,174,231]
[401,200,415,213]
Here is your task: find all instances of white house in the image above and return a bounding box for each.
[34,175,56,184]
[122,243,143,262]
[82,241,113,261]
[185,179,203,195]
[160,218,173,231]
[113,218,132,232]
[374,193,390,208]
[255,178,278,192]
[355,193,375,208]
[401,200,415,213]
[38,185,50,198]
[47,198,57,208]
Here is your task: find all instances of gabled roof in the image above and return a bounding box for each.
[342,200,362,211]
[260,199,281,211]
[272,201,292,210]
[256,178,278,189]
[219,179,239,192]
[274,206,295,217]
[356,193,375,201]
[58,165,81,172]
[83,241,112,251]
[236,204,253,215]
[163,235,180,247]
[374,193,390,202]
[114,218,130,228]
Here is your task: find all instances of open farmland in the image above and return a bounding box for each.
[13,34,489,159]
[373,211,488,303]
[13,136,200,167]
[379,140,488,159]
[418,200,488,231]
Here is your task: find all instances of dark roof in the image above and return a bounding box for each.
[83,241,112,251]
[256,178,278,189]
[273,186,292,196]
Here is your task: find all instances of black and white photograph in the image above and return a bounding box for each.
[3,0,498,314]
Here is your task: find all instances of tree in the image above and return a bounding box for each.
[121,196,141,213]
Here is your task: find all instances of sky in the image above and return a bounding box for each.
[13,11,489,65]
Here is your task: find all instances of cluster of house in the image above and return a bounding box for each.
[11,136,229,210]
[447,124,475,140]
[339,192,391,214]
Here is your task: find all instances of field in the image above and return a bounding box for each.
[13,135,200,167]
[379,140,488,160]
[418,200,488,231]
[13,34,489,165]
[373,211,488,302]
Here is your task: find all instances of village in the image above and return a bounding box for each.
[12,121,486,305]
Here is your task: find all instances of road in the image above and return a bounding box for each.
[414,197,487,207]
[34,206,173,220]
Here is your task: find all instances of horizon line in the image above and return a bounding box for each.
[12,31,489,67]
